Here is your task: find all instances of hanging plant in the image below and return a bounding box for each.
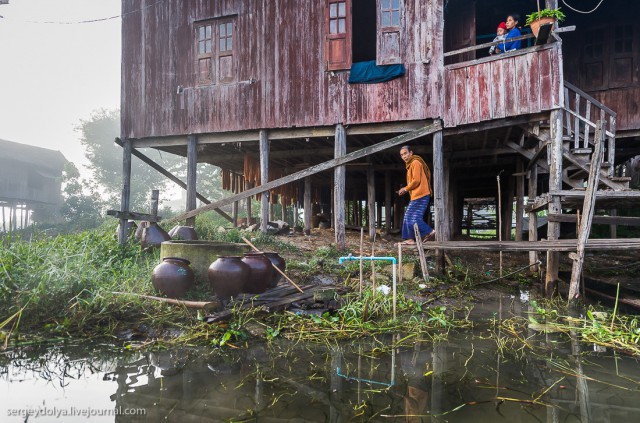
[525,8,566,26]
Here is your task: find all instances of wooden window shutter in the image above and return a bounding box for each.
[377,0,402,65]
[325,0,352,71]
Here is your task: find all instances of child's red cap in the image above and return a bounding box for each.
[497,22,507,31]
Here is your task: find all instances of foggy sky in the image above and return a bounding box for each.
[0,0,121,172]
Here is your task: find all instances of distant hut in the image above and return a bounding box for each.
[0,139,67,231]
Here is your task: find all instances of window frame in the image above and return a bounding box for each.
[195,16,237,86]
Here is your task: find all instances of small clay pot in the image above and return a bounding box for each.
[151,257,195,298]
[168,225,198,241]
[116,220,137,238]
[208,256,250,299]
[241,252,273,294]
[263,252,286,288]
[141,222,171,249]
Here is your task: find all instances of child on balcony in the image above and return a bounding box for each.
[489,22,507,55]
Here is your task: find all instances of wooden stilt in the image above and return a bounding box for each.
[546,109,564,297]
[528,164,539,273]
[609,209,617,239]
[334,124,346,250]
[259,129,269,233]
[118,139,132,245]
[232,175,239,227]
[433,130,447,274]
[515,160,525,242]
[503,174,515,241]
[367,165,376,241]
[186,135,198,227]
[304,177,312,235]
[246,181,253,225]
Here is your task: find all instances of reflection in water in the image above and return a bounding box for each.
[2,296,640,422]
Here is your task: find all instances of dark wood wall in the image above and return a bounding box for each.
[121,0,444,140]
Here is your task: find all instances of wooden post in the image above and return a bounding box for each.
[118,138,132,245]
[334,124,346,250]
[259,129,269,233]
[150,189,159,217]
[609,209,617,239]
[232,175,238,227]
[246,181,253,225]
[515,160,525,242]
[466,203,472,236]
[367,165,376,241]
[528,164,539,273]
[186,135,197,227]
[503,175,515,241]
[546,109,564,297]
[432,130,448,273]
[569,121,605,303]
[304,177,312,235]
[281,196,287,223]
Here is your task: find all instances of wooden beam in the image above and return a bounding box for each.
[260,129,269,233]
[114,138,232,222]
[118,138,132,245]
[548,213,640,226]
[419,238,640,252]
[107,210,161,222]
[528,164,539,272]
[334,124,347,250]
[169,122,441,223]
[186,135,197,227]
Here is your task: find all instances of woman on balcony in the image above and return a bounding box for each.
[503,13,522,52]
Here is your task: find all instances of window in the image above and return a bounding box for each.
[325,0,351,71]
[325,0,403,71]
[196,17,236,85]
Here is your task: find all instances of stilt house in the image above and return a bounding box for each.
[119,0,640,294]
[0,139,67,230]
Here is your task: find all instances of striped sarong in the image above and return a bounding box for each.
[401,195,433,240]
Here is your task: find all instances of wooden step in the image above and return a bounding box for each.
[571,148,592,155]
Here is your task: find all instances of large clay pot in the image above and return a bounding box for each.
[160,241,251,285]
[168,225,198,241]
[241,252,273,294]
[151,257,195,298]
[208,256,250,299]
[141,222,171,249]
[263,252,286,288]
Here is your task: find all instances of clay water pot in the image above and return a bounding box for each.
[208,256,250,299]
[263,252,286,288]
[241,252,273,294]
[168,225,198,241]
[141,222,171,249]
[151,257,195,298]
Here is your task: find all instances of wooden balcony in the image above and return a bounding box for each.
[443,43,563,128]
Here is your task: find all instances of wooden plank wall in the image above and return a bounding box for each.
[443,46,562,128]
[121,0,444,140]
[591,87,640,132]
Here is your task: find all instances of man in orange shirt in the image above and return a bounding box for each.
[398,146,435,245]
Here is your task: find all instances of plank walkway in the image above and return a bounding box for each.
[204,283,319,323]
[413,238,640,252]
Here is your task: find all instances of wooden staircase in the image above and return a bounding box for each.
[519,81,631,191]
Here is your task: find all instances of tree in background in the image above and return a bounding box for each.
[59,162,104,227]
[76,109,182,210]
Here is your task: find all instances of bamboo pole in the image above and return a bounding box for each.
[414,223,429,281]
[241,236,304,293]
[359,227,364,295]
[111,292,218,310]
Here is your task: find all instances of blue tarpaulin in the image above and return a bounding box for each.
[348,60,406,84]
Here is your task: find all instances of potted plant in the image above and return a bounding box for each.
[526,7,566,38]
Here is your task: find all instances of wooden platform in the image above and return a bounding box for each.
[415,238,640,252]
[527,190,640,212]
[203,283,320,323]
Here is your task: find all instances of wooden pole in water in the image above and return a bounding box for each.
[569,121,605,304]
[259,129,270,233]
[497,171,503,279]
[186,135,198,227]
[334,124,347,250]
